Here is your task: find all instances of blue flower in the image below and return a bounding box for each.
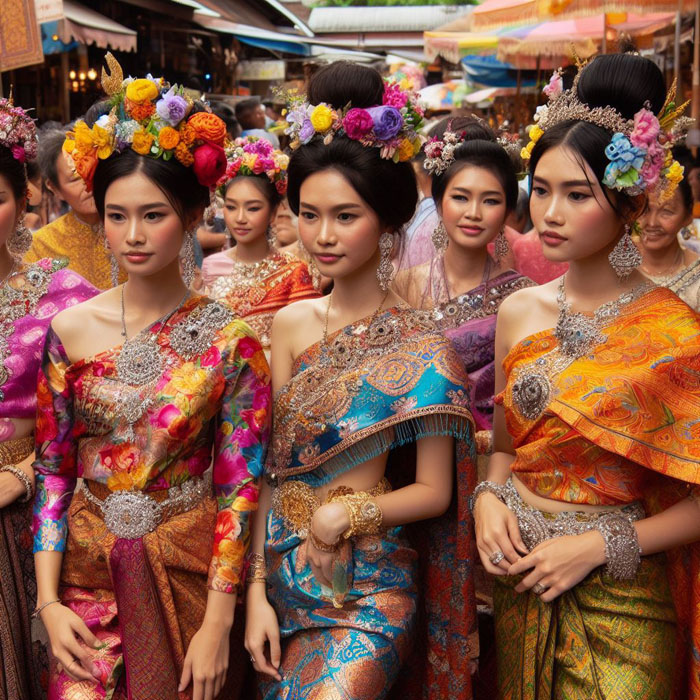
[604,133,645,173]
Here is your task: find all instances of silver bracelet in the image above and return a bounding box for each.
[0,465,34,503]
[596,513,642,580]
[469,480,508,512]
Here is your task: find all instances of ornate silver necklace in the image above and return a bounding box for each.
[115,285,189,387]
[511,276,653,421]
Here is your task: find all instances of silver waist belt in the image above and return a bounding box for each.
[80,473,211,540]
[502,479,645,551]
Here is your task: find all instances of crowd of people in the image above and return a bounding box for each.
[0,48,700,700]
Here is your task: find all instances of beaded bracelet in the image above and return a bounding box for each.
[596,513,642,580]
[0,465,34,503]
[468,480,509,513]
[246,553,267,585]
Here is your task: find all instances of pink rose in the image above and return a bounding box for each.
[640,140,665,186]
[199,345,221,368]
[237,335,262,359]
[630,108,660,148]
[275,179,287,195]
[153,403,182,431]
[343,108,374,140]
[383,84,408,109]
[192,142,227,187]
[543,72,563,99]
[11,144,26,163]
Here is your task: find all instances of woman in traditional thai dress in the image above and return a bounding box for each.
[244,62,478,700]
[637,167,700,310]
[472,54,700,699]
[200,137,320,355]
[32,60,271,700]
[0,99,96,700]
[394,117,534,465]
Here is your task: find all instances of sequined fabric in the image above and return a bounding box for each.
[25,212,126,290]
[497,285,700,698]
[266,306,478,699]
[202,249,319,350]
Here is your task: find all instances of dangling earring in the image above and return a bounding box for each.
[431,221,448,253]
[299,240,322,291]
[494,225,509,263]
[608,224,642,280]
[100,225,121,287]
[7,215,32,258]
[267,224,277,248]
[377,231,395,292]
[181,228,197,286]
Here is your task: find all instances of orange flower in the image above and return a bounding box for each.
[398,138,414,162]
[132,130,155,155]
[179,123,196,146]
[187,112,226,145]
[127,100,156,122]
[175,142,194,166]
[158,126,180,150]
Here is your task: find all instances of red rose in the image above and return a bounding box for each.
[192,143,227,188]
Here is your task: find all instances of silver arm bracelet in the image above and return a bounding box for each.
[0,465,34,503]
[469,480,509,513]
[596,513,642,580]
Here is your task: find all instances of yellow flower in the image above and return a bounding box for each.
[242,153,258,171]
[310,104,334,132]
[125,78,159,105]
[73,122,94,153]
[92,124,113,159]
[667,160,684,186]
[520,140,535,160]
[398,138,415,162]
[168,365,209,395]
[277,153,290,170]
[62,137,75,154]
[132,129,155,155]
[528,124,543,142]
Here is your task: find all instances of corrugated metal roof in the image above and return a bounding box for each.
[308,5,472,33]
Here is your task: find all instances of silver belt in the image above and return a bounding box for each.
[502,479,644,551]
[80,473,211,540]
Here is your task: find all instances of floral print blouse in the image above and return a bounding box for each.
[32,295,271,593]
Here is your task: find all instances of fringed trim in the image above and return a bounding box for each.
[273,407,473,483]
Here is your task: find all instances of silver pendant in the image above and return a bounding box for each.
[554,312,606,358]
[170,302,234,360]
[512,371,551,421]
[116,336,163,386]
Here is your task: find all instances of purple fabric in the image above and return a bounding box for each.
[0,262,96,419]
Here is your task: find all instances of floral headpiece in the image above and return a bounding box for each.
[0,96,37,164]
[521,66,690,200]
[217,136,289,197]
[284,80,425,162]
[63,53,227,192]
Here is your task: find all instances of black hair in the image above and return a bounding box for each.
[235,98,261,121]
[287,63,417,232]
[37,127,68,188]
[430,117,519,212]
[670,145,695,215]
[83,99,112,128]
[529,54,667,218]
[0,145,28,200]
[92,149,209,223]
[224,174,282,209]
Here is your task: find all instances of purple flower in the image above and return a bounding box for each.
[156,87,188,126]
[245,138,273,156]
[299,118,315,143]
[367,106,403,141]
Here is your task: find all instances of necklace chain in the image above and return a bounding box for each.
[120,284,189,341]
[322,291,389,346]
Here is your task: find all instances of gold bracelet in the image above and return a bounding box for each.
[332,493,383,539]
[247,553,267,585]
[308,528,339,553]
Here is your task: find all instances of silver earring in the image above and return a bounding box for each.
[608,224,642,280]
[267,224,277,247]
[299,241,322,291]
[431,221,448,253]
[99,225,121,287]
[7,215,32,258]
[182,228,197,286]
[377,231,394,292]
[494,226,509,262]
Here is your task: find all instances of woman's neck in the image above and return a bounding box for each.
[72,210,101,227]
[122,261,189,325]
[640,240,684,275]
[231,234,272,264]
[443,243,491,297]
[0,245,15,281]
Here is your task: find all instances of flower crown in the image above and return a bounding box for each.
[0,96,37,164]
[521,65,690,199]
[217,136,289,197]
[63,53,227,192]
[284,80,425,162]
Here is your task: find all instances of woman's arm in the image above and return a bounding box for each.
[0,451,35,508]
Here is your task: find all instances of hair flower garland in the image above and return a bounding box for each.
[520,66,691,201]
[63,52,228,192]
[0,97,37,164]
[217,136,289,197]
[284,79,425,163]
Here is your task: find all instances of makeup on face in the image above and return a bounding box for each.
[223,178,273,246]
[298,169,381,280]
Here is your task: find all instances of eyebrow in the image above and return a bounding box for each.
[105,202,170,211]
[451,186,503,197]
[225,197,265,205]
[533,176,593,189]
[299,201,363,212]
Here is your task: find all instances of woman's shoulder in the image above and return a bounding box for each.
[497,277,554,317]
[50,287,116,337]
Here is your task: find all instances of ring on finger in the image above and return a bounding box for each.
[532,582,548,595]
[489,550,505,565]
[250,655,255,664]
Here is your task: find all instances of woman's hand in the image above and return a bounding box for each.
[474,492,528,575]
[245,585,282,681]
[179,619,231,700]
[41,602,101,683]
[0,471,27,508]
[307,502,348,587]
[507,530,606,603]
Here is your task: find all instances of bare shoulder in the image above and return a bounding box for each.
[274,296,325,329]
[498,278,558,318]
